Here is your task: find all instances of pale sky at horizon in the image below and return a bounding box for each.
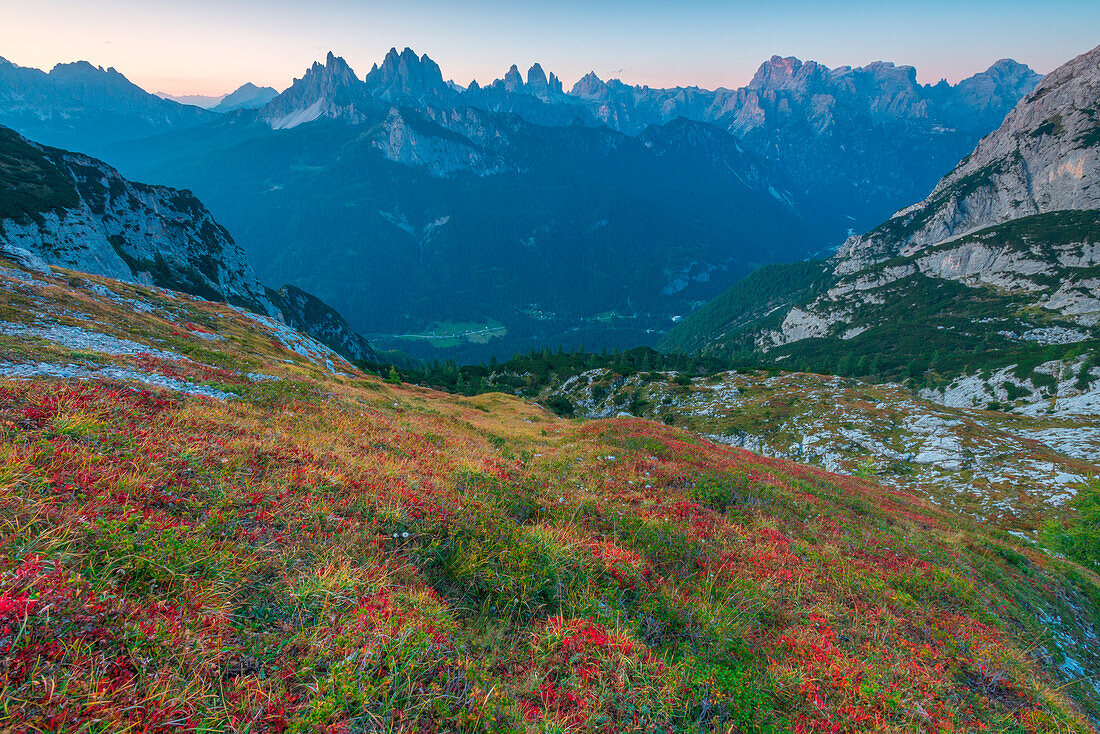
[3,0,1098,97]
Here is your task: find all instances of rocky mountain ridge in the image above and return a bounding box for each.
[2,48,1047,356]
[0,56,216,151]
[665,43,1099,389]
[236,49,1040,229]
[0,125,374,360]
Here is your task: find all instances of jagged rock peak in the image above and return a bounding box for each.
[503,64,524,92]
[296,52,360,88]
[984,58,1040,81]
[49,59,106,75]
[527,63,548,88]
[748,56,807,89]
[570,71,607,99]
[363,47,453,104]
[259,52,365,129]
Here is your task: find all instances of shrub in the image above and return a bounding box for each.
[689,471,750,512]
[1041,477,1100,574]
[515,617,688,731]
[545,394,575,417]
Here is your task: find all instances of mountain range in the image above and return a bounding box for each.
[0,47,1030,358]
[0,57,216,151]
[662,43,1100,402]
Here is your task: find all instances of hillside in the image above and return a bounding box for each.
[383,347,1099,535]
[529,364,1099,534]
[0,125,375,362]
[0,238,1098,731]
[662,44,1100,391]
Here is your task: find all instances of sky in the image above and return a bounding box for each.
[2,0,1099,97]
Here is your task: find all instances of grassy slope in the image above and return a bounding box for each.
[0,261,1098,733]
[533,367,1100,535]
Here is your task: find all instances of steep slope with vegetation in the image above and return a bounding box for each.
[0,250,1098,731]
[679,211,1099,384]
[659,261,829,356]
[661,44,1100,393]
[385,348,1099,535]
[0,125,377,362]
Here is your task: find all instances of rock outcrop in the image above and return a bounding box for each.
[838,44,1100,269]
[0,125,275,314]
[0,126,377,361]
[266,284,376,362]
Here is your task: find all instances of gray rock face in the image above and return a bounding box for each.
[570,72,608,101]
[364,48,458,108]
[371,107,504,176]
[0,125,277,316]
[260,52,369,130]
[265,284,376,362]
[0,244,50,275]
[525,64,550,99]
